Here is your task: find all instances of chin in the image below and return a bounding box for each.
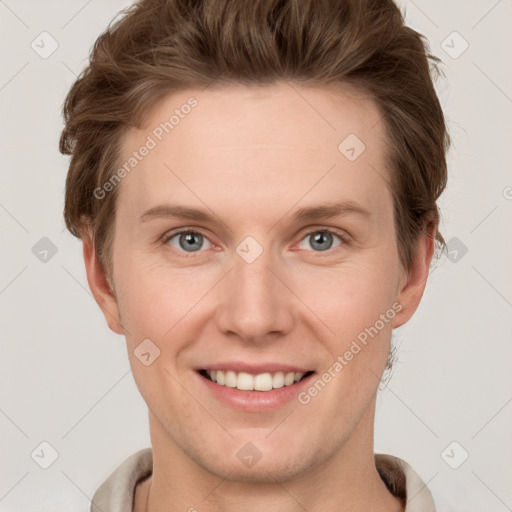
[200,454,315,484]
[182,435,324,484]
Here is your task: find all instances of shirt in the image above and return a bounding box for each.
[90,448,436,512]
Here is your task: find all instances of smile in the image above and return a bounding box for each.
[199,369,314,392]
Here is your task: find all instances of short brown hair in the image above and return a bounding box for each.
[60,0,450,276]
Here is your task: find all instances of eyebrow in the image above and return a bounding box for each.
[140,201,371,225]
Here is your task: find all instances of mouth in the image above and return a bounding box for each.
[198,369,315,392]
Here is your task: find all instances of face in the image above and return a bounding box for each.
[86,82,431,482]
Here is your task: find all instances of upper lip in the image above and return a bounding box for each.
[197,362,312,374]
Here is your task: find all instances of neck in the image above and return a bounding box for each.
[136,406,403,512]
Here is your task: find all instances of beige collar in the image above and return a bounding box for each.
[91,448,436,512]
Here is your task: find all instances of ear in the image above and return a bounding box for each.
[392,223,436,329]
[82,229,124,335]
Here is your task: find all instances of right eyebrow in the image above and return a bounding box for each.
[140,204,217,223]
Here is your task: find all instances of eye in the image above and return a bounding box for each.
[165,230,213,253]
[163,227,346,256]
[297,229,344,252]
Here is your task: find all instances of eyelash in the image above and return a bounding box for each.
[161,227,349,258]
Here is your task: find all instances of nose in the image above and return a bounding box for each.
[215,245,295,344]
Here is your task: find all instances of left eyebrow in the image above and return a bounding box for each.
[290,201,372,223]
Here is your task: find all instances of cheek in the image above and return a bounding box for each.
[114,257,212,336]
[114,266,201,410]
[293,258,400,336]
[296,268,397,426]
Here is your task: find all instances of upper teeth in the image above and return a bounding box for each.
[207,370,305,391]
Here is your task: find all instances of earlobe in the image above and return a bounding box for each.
[82,230,124,335]
[392,225,436,329]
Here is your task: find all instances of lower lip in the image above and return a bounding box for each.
[197,372,315,412]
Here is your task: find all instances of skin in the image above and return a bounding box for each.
[83,82,434,512]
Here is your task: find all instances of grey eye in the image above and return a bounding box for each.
[298,231,342,252]
[167,231,212,252]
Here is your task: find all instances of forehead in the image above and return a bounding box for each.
[117,82,390,218]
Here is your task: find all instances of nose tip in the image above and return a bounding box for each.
[215,255,294,343]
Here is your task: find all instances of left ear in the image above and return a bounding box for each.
[392,223,436,329]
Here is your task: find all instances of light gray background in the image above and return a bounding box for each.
[1,0,511,510]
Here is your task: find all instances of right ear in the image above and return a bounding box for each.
[82,228,124,335]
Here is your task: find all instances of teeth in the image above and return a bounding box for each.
[272,371,285,389]
[225,370,237,388]
[284,372,295,386]
[237,372,254,390]
[254,373,273,391]
[205,370,307,391]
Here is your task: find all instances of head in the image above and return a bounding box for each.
[60,0,449,483]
